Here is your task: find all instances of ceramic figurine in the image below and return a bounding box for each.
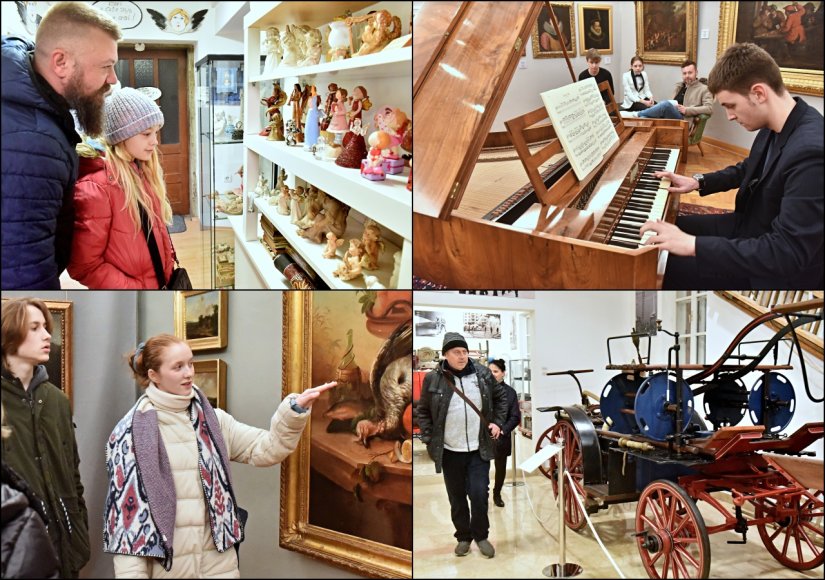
[298,26,323,66]
[333,239,364,281]
[336,119,368,169]
[263,27,282,73]
[328,19,350,61]
[213,110,226,137]
[266,108,285,141]
[359,220,385,271]
[303,85,321,149]
[348,85,372,128]
[363,275,385,289]
[361,131,390,180]
[275,167,287,192]
[320,83,338,131]
[297,187,325,229]
[323,232,344,259]
[289,83,303,131]
[373,106,410,160]
[285,119,299,146]
[260,82,287,136]
[298,195,350,243]
[277,185,290,215]
[328,87,349,133]
[389,250,402,288]
[253,174,269,197]
[346,10,403,56]
[290,186,306,224]
[280,24,300,67]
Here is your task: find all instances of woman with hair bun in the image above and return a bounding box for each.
[487,359,521,509]
[104,333,335,578]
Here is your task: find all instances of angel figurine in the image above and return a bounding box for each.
[359,220,385,271]
[298,27,323,66]
[345,10,403,56]
[327,87,349,133]
[280,25,300,67]
[323,232,344,259]
[289,186,306,225]
[320,83,338,131]
[333,239,364,281]
[276,185,290,215]
[348,85,372,127]
[262,27,282,73]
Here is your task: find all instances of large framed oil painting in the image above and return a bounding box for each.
[174,291,228,351]
[532,2,576,59]
[718,1,823,96]
[635,1,698,65]
[3,298,73,406]
[281,291,413,578]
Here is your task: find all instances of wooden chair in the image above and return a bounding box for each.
[689,113,710,156]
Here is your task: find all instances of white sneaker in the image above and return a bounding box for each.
[620,111,639,118]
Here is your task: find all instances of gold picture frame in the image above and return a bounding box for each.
[579,4,613,55]
[281,291,412,578]
[717,2,823,97]
[531,2,576,59]
[2,298,73,407]
[174,291,228,352]
[635,1,698,65]
[193,359,227,411]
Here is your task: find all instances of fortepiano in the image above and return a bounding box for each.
[413,1,688,289]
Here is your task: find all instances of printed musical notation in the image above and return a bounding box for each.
[540,77,619,180]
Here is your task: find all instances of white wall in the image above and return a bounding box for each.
[494,1,823,150]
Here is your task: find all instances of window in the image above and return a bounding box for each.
[675,291,708,364]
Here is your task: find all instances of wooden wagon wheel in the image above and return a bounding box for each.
[754,488,824,570]
[635,480,711,579]
[535,420,587,530]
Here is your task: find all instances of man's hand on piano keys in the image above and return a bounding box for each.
[653,171,700,194]
[640,219,697,256]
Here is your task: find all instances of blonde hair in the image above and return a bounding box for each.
[35,1,121,57]
[104,138,172,234]
[586,48,602,63]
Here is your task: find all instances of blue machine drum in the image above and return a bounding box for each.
[748,372,796,434]
[634,372,695,441]
[600,373,643,434]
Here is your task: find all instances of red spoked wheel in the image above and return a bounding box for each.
[635,480,711,579]
[754,488,824,570]
[535,420,587,531]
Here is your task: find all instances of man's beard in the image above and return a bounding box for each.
[65,72,108,138]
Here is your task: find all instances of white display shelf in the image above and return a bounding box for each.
[246,135,410,239]
[251,46,412,83]
[226,213,290,289]
[255,196,399,289]
[248,1,377,29]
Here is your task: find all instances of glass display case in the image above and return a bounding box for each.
[509,358,532,437]
[196,55,244,288]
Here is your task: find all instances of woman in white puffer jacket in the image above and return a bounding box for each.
[103,333,335,578]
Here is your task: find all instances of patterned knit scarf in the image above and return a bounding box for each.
[103,388,244,570]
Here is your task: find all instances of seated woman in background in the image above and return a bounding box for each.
[620,55,655,112]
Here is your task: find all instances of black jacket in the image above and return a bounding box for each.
[699,97,823,288]
[494,382,521,457]
[1,462,60,579]
[417,360,507,473]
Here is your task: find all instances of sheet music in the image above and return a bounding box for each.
[540,77,619,180]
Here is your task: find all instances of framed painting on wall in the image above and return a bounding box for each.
[174,290,228,351]
[635,1,698,65]
[281,291,413,578]
[532,2,576,58]
[579,4,613,55]
[717,1,823,96]
[193,359,227,410]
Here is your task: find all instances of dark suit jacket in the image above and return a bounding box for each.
[700,97,823,289]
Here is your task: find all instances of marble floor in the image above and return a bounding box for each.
[413,439,823,579]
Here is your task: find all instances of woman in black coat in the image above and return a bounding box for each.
[488,359,521,508]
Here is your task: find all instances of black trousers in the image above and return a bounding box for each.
[493,452,508,496]
[663,213,750,290]
[441,449,490,542]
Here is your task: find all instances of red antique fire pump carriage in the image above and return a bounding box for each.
[536,299,824,579]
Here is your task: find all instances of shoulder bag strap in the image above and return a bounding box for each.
[138,204,168,289]
[445,373,489,428]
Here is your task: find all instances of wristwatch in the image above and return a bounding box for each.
[287,394,308,414]
[692,173,705,193]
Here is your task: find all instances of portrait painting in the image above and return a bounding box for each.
[636,1,698,65]
[578,4,613,55]
[174,290,228,351]
[414,310,446,337]
[193,359,226,410]
[532,2,576,58]
[281,291,413,578]
[463,312,502,339]
[718,1,823,96]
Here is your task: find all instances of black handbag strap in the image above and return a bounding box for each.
[446,373,489,428]
[138,204,168,289]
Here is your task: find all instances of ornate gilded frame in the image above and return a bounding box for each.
[280,292,411,578]
[531,2,576,59]
[635,1,697,65]
[173,291,228,351]
[717,2,823,97]
[578,4,613,55]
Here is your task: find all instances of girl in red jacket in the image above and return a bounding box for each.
[68,87,175,288]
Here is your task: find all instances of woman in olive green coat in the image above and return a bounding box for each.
[1,298,90,578]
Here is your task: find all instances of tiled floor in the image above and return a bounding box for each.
[413,439,823,579]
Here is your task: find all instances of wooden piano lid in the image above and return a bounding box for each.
[413,1,540,219]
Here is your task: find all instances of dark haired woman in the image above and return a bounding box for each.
[488,359,521,508]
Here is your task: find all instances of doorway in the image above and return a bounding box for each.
[115,47,190,215]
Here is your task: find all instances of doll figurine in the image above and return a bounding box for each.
[320,83,338,131]
[280,25,300,67]
[333,239,364,281]
[260,82,287,136]
[346,10,403,57]
[359,220,385,271]
[303,85,321,149]
[298,27,323,66]
[361,131,390,180]
[290,186,306,225]
[289,83,303,131]
[336,119,368,169]
[277,184,290,215]
[373,106,410,160]
[267,109,285,141]
[323,232,344,259]
[328,87,349,133]
[348,85,372,127]
[263,27,282,73]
